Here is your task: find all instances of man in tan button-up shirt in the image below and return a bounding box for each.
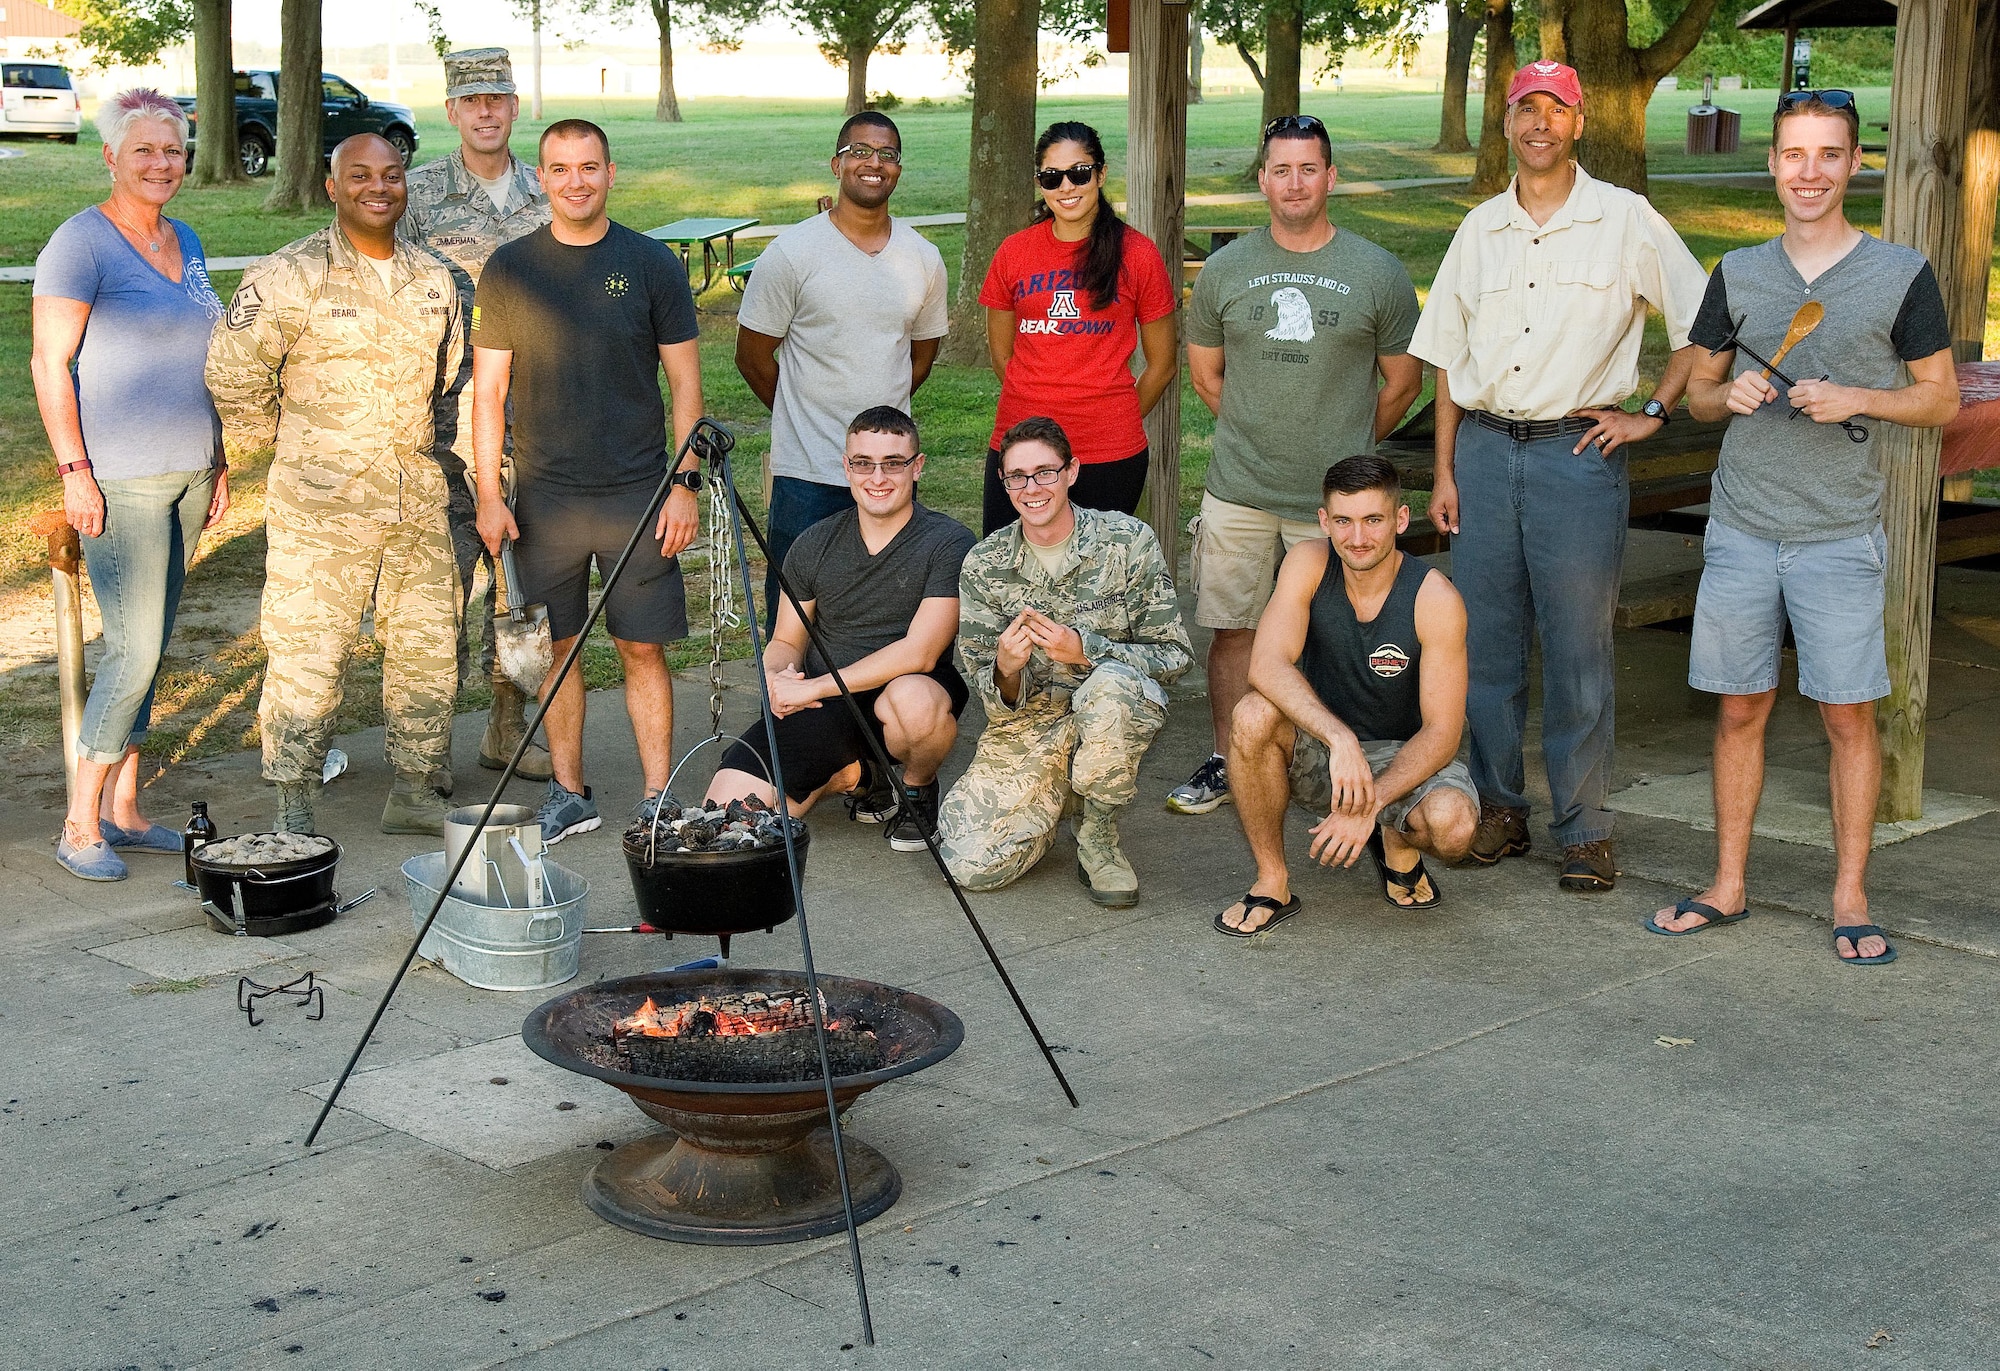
[1409,59,1706,892]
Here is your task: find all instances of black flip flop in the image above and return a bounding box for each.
[1213,892,1301,938]
[1643,896,1749,937]
[1366,829,1440,910]
[1833,922,1897,965]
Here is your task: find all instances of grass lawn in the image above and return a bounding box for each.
[0,87,1994,799]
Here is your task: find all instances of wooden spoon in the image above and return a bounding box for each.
[1761,300,1825,379]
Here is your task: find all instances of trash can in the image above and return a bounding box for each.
[1686,104,1720,154]
[1713,106,1741,153]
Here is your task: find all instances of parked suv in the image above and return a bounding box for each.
[1,62,81,142]
[179,70,417,177]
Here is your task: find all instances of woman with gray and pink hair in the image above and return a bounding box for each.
[31,87,229,882]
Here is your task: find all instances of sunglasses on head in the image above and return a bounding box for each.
[1035,162,1099,190]
[1777,88,1857,113]
[1262,113,1327,141]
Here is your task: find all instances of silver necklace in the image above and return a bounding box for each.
[108,203,164,251]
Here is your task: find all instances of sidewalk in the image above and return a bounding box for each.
[3,567,1998,1367]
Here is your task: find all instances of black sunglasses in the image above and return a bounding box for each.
[1262,113,1327,141]
[1035,162,1099,190]
[1778,88,1857,113]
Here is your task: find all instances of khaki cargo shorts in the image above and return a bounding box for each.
[1189,491,1323,630]
[1289,734,1478,834]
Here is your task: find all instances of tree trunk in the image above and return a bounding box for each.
[1436,0,1478,154]
[190,0,243,186]
[1471,0,1515,194]
[1876,0,1980,820]
[1540,0,1570,64]
[653,0,683,122]
[1189,12,1203,104]
[1562,0,1720,194]
[1235,41,1265,91]
[942,0,1038,366]
[531,3,544,120]
[264,0,326,211]
[1128,0,1188,565]
[844,37,871,116]
[1947,0,1998,362]
[1259,0,1302,131]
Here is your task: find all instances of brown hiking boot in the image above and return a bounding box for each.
[1560,839,1617,891]
[1465,802,1530,865]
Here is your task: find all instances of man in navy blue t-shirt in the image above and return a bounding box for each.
[471,118,704,843]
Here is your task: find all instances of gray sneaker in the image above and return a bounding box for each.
[536,780,600,845]
[1166,755,1231,815]
[845,758,899,824]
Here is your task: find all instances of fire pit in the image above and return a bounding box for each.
[523,968,962,1245]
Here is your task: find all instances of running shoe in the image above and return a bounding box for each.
[536,780,600,845]
[1166,754,1231,814]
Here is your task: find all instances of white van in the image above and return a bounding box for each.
[1,63,82,141]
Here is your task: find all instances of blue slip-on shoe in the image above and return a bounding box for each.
[58,828,128,882]
[536,780,600,845]
[99,820,185,854]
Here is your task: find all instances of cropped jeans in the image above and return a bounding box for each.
[1450,421,1626,847]
[76,467,213,764]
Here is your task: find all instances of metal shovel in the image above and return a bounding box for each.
[493,538,554,693]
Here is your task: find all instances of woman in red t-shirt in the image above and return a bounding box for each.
[978,121,1178,535]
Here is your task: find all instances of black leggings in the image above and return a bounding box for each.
[982,447,1150,537]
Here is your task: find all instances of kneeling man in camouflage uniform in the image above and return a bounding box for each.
[938,418,1191,907]
[208,134,464,836]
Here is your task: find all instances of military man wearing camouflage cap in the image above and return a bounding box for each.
[400,46,554,791]
[938,417,1191,908]
[209,134,465,837]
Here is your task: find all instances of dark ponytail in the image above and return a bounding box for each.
[1031,120,1125,313]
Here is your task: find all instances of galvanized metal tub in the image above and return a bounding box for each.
[402,851,588,992]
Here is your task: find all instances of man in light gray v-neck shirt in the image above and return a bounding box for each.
[735,111,950,626]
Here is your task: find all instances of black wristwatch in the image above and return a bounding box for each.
[1641,397,1671,425]
[669,467,703,492]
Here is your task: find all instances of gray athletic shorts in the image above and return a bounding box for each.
[1289,734,1478,833]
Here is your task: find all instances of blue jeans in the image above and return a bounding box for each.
[763,475,854,632]
[1451,421,1627,846]
[77,468,214,764]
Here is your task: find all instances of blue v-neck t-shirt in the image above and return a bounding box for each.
[35,205,225,480]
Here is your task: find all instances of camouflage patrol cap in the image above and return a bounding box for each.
[444,48,516,100]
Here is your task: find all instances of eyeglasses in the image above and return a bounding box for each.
[836,143,902,165]
[1262,113,1327,141]
[999,464,1071,491]
[845,454,919,476]
[1777,88,1857,113]
[1035,162,1099,191]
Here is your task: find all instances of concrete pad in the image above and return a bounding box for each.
[88,923,306,978]
[302,1034,648,1170]
[1607,765,2000,849]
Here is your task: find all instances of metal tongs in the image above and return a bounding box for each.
[1714,312,1869,443]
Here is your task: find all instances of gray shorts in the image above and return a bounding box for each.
[1289,733,1478,832]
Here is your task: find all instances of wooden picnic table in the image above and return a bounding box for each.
[1183,223,1257,259]
[646,216,759,296]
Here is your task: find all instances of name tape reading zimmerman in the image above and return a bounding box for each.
[1245,272,1352,295]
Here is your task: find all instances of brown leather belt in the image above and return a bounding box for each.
[1469,411,1597,442]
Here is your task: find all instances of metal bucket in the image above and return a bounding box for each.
[402,851,589,992]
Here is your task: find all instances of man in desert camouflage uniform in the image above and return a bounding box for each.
[938,417,1191,907]
[208,134,465,837]
[399,46,553,787]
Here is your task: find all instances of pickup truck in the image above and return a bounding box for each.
[178,70,418,177]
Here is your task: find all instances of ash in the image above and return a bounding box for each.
[623,795,804,856]
[197,832,335,866]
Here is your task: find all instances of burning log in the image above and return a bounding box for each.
[604,989,884,1083]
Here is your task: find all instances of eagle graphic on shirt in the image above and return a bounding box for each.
[1264,286,1315,343]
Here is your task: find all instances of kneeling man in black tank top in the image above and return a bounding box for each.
[1215,456,1478,935]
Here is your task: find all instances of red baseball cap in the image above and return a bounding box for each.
[1506,59,1583,107]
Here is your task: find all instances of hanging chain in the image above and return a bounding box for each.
[705,467,741,742]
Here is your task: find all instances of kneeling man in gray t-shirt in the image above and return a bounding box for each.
[1648,91,1959,965]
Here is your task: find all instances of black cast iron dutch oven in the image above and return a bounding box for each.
[194,834,343,937]
[621,824,808,955]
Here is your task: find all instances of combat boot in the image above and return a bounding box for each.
[478,677,554,781]
[275,781,318,835]
[1073,798,1139,909]
[382,772,451,837]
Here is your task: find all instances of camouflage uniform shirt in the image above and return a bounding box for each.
[956,505,1193,717]
[208,225,463,523]
[399,149,550,473]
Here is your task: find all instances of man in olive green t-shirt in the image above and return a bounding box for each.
[1166,114,1424,817]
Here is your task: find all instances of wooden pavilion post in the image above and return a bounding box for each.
[1126,0,1190,565]
[1876,0,1979,820]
